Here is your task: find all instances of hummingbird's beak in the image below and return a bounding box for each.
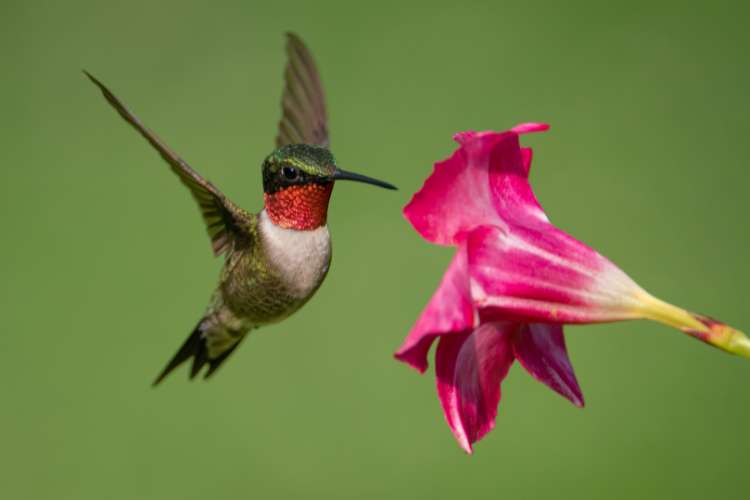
[332,168,397,190]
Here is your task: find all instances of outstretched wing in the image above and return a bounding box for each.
[275,32,329,148]
[85,71,255,257]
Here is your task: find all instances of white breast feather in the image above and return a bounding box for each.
[259,210,331,298]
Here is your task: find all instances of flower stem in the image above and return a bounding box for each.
[638,294,750,359]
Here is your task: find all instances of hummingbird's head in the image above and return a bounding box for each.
[262,144,396,230]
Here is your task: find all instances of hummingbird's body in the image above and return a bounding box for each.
[220,211,331,326]
[192,208,331,371]
[85,34,395,384]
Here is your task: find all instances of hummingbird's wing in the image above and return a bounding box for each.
[275,32,330,148]
[85,71,255,257]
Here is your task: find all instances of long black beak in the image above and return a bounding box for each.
[332,168,397,190]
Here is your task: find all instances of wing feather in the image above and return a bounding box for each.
[84,71,254,256]
[275,33,329,147]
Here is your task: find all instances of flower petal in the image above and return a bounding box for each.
[520,147,533,176]
[486,131,551,227]
[511,122,550,134]
[404,125,551,245]
[403,133,509,246]
[512,324,584,407]
[394,244,474,372]
[468,225,646,324]
[435,322,517,454]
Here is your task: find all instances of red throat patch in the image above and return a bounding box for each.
[264,183,334,230]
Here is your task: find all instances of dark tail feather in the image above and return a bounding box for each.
[204,342,241,378]
[152,321,243,386]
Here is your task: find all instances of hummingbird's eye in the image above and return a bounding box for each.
[281,166,299,181]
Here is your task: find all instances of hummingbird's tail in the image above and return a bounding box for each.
[152,319,244,386]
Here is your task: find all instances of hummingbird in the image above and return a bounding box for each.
[85,33,396,385]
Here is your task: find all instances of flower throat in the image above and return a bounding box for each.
[264,183,334,230]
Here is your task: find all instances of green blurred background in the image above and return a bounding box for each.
[3,1,749,498]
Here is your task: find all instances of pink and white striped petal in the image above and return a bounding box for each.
[435,322,517,454]
[512,323,584,407]
[468,225,646,324]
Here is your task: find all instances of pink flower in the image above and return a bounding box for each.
[396,124,750,454]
